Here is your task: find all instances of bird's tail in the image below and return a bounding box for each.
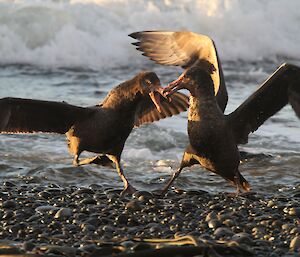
[237,172,251,192]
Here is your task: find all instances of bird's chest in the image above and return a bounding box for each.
[187,116,228,162]
[95,113,133,145]
[68,111,133,153]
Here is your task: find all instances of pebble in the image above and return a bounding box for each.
[79,198,97,205]
[35,205,60,214]
[54,208,73,219]
[213,227,234,238]
[232,232,253,245]
[125,200,142,211]
[208,219,222,229]
[290,236,300,251]
[133,191,153,201]
[289,207,300,218]
[1,200,17,208]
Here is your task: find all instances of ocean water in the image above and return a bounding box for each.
[0,0,299,194]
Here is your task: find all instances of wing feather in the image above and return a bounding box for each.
[226,63,300,144]
[134,92,189,127]
[0,97,95,134]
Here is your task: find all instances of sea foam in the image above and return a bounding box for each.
[0,0,299,69]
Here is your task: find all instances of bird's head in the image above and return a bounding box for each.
[163,66,214,96]
[139,71,164,112]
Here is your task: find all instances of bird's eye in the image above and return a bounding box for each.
[142,79,151,88]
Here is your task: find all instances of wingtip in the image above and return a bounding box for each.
[129,32,141,39]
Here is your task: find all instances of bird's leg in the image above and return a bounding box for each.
[226,176,242,197]
[235,181,242,197]
[161,166,184,196]
[77,156,102,166]
[73,154,80,166]
[107,155,137,196]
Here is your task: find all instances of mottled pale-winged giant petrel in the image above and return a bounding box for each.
[130,30,300,193]
[0,71,189,195]
[162,64,300,195]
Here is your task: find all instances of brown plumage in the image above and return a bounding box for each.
[162,63,300,194]
[129,30,228,112]
[0,71,189,195]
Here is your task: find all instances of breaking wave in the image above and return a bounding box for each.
[0,0,299,69]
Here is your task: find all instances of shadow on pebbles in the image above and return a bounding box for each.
[0,181,300,257]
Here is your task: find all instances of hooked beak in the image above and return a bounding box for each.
[149,82,164,113]
[163,72,186,97]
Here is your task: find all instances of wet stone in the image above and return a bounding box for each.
[133,191,153,200]
[1,200,17,209]
[288,207,300,218]
[35,205,60,214]
[115,213,128,225]
[23,241,35,251]
[213,227,234,238]
[79,198,97,205]
[223,219,235,227]
[208,219,222,229]
[267,200,276,208]
[125,200,142,211]
[37,191,52,199]
[54,208,73,219]
[2,210,14,219]
[290,236,300,251]
[232,232,253,245]
[3,181,17,188]
[85,217,101,227]
[44,188,62,195]
[205,211,217,222]
[102,225,114,233]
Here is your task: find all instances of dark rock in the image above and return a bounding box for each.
[125,200,142,211]
[290,236,300,251]
[54,208,73,219]
[80,198,97,205]
[1,200,17,208]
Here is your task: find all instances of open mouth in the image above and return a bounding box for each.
[163,77,185,97]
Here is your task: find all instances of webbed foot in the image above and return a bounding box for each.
[120,184,137,196]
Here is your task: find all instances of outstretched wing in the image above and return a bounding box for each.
[289,77,300,118]
[0,97,95,134]
[227,63,300,144]
[129,31,218,68]
[134,92,189,127]
[129,30,227,111]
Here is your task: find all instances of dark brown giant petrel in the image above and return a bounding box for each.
[129,31,228,112]
[162,64,300,194]
[0,71,189,195]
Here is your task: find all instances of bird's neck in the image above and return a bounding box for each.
[188,89,219,122]
[101,82,143,117]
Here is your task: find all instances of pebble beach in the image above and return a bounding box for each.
[1,181,300,257]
